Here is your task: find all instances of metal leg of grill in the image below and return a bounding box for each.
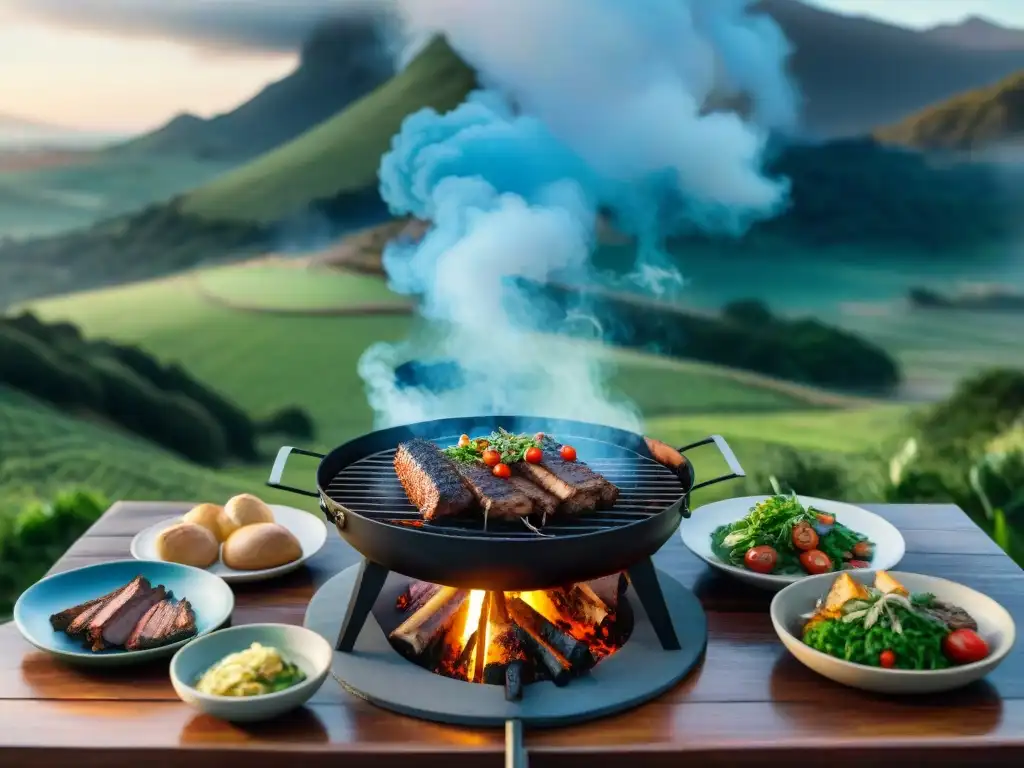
[626,556,681,650]
[336,558,390,652]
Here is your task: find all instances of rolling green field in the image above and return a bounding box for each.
[182,37,476,224]
[193,262,411,312]
[9,262,907,515]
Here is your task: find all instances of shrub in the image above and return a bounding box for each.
[259,406,317,440]
[0,325,103,408]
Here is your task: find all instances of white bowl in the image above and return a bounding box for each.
[170,623,333,722]
[771,570,1016,694]
[681,495,906,591]
[132,505,327,584]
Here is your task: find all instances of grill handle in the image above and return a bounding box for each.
[266,445,325,498]
[678,434,745,493]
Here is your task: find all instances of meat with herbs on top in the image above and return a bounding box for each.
[392,429,620,523]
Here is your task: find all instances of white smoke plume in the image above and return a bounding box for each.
[359,0,798,430]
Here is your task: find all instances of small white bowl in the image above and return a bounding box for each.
[170,623,333,722]
[770,570,1016,694]
[681,495,906,591]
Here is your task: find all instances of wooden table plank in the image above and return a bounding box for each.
[2,500,1022,768]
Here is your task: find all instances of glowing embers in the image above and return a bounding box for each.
[388,574,632,700]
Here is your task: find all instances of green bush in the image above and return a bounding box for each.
[90,358,229,465]
[259,406,317,440]
[0,488,109,619]
[0,326,103,408]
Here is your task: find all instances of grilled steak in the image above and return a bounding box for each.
[394,438,476,520]
[456,463,533,520]
[540,439,620,509]
[49,583,129,632]
[126,596,198,650]
[94,584,165,651]
[925,600,979,632]
[65,599,114,640]
[515,453,618,513]
[83,575,159,651]
[508,476,559,520]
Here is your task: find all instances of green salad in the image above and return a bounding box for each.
[802,572,990,670]
[710,494,874,576]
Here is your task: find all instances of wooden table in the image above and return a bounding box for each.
[2,501,1024,767]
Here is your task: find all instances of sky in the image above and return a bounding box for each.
[1,0,1023,133]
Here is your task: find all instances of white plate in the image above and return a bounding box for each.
[771,570,1016,694]
[680,495,906,591]
[131,505,327,584]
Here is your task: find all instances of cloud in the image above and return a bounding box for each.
[7,0,390,53]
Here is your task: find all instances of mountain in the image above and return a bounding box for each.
[117,16,395,161]
[923,16,1024,50]
[874,71,1024,151]
[758,0,1024,137]
[181,36,476,223]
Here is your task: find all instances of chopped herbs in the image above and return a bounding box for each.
[442,428,542,465]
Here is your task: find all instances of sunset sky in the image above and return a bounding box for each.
[2,0,1022,133]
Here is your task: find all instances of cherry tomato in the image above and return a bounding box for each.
[524,446,543,464]
[815,512,835,526]
[743,545,778,574]
[475,438,490,451]
[943,629,990,665]
[847,559,870,569]
[799,549,833,575]
[853,540,874,559]
[879,650,896,669]
[458,434,471,447]
[559,444,577,462]
[481,449,501,467]
[791,521,819,551]
[492,462,512,479]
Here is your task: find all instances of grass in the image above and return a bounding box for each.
[0,386,311,519]
[181,37,476,224]
[193,262,411,311]
[22,267,868,446]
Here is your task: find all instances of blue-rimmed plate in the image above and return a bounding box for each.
[14,559,235,667]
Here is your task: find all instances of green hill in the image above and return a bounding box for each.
[182,37,476,224]
[874,71,1024,151]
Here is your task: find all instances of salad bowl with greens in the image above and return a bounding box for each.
[771,570,1015,694]
[680,494,905,591]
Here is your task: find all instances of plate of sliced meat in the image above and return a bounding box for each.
[14,559,234,666]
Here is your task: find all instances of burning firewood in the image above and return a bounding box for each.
[589,572,628,612]
[548,582,610,627]
[507,595,595,678]
[390,587,469,659]
[395,580,442,613]
[483,592,532,698]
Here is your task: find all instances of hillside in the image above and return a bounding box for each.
[874,71,1024,151]
[0,114,117,150]
[181,36,476,223]
[923,16,1024,50]
[116,16,394,162]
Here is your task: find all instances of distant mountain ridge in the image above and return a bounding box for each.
[0,113,119,149]
[874,70,1024,151]
[117,15,396,161]
[923,15,1024,50]
[758,0,1024,137]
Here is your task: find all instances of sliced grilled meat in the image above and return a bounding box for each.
[126,596,198,650]
[65,599,113,640]
[925,600,979,632]
[93,584,165,651]
[508,476,559,520]
[394,438,476,520]
[83,575,156,651]
[456,463,533,521]
[49,583,130,632]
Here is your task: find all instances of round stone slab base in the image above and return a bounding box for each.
[303,565,707,727]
